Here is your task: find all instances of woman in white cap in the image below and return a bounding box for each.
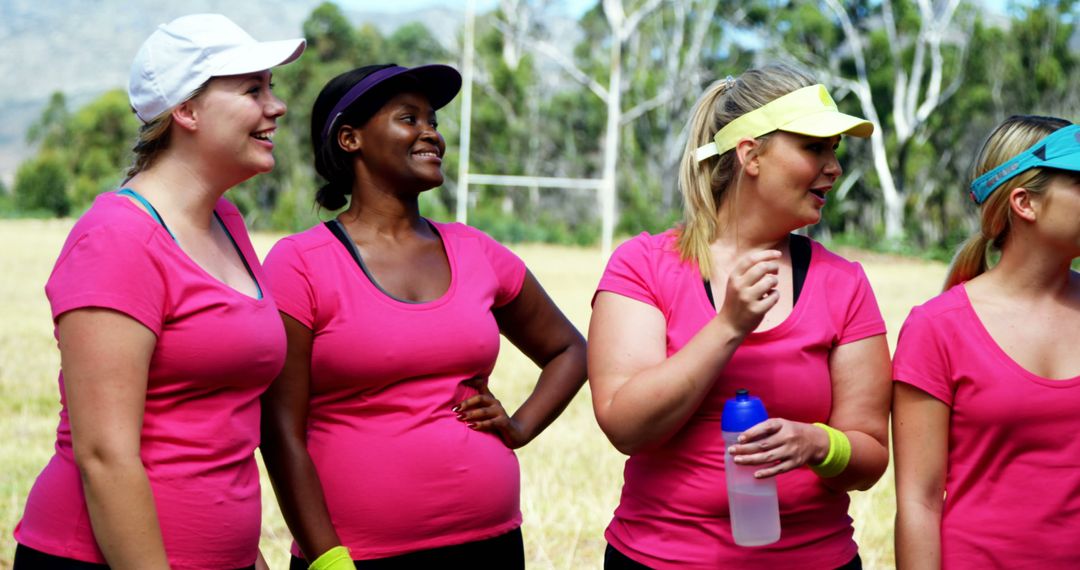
[13,14,303,570]
[259,63,587,569]
[587,63,891,569]
[893,116,1080,569]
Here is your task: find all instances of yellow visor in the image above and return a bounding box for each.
[694,84,874,162]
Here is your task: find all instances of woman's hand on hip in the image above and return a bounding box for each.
[454,377,528,449]
[727,418,830,478]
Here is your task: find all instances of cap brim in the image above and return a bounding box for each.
[780,111,874,139]
[384,64,463,110]
[212,38,307,77]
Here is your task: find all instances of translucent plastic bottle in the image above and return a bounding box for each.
[722,388,781,546]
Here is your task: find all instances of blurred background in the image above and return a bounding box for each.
[1,1,1077,568]
[4,0,1078,254]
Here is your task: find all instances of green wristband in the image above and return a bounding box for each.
[309,546,353,570]
[810,422,851,478]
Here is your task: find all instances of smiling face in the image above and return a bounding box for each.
[749,131,843,228]
[187,70,286,178]
[353,91,446,193]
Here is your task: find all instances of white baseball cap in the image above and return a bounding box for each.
[128,13,306,122]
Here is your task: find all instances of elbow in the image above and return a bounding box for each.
[72,442,142,485]
[607,434,641,456]
[595,415,652,456]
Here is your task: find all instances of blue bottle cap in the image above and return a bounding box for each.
[721,388,769,432]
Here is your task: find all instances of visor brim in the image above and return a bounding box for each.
[780,111,874,139]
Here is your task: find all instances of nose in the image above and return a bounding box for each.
[265,93,286,119]
[420,124,444,147]
[823,151,842,179]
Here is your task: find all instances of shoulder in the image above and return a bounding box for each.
[609,229,683,266]
[264,223,338,275]
[905,285,968,324]
[433,220,522,262]
[63,193,161,252]
[807,239,868,279]
[432,220,498,245]
[269,223,335,255]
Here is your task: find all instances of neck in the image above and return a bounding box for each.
[714,195,795,254]
[985,233,1076,299]
[125,156,230,230]
[340,182,426,239]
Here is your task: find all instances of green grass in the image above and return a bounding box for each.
[0,220,947,569]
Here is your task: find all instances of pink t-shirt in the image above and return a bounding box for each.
[595,231,885,569]
[262,220,527,560]
[893,284,1080,569]
[14,192,285,569]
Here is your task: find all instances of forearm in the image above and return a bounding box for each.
[599,317,745,454]
[262,437,342,561]
[895,500,942,570]
[818,429,889,492]
[80,457,169,570]
[509,341,587,447]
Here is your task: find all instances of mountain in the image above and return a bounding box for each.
[0,0,467,184]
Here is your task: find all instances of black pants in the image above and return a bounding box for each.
[604,543,863,570]
[14,543,256,570]
[289,528,525,570]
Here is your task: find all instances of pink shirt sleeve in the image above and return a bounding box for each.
[469,227,526,308]
[892,305,954,405]
[835,262,886,345]
[45,225,168,336]
[263,237,317,328]
[594,233,659,308]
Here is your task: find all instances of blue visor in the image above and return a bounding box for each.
[970,124,1080,204]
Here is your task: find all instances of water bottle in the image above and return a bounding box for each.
[722,388,781,546]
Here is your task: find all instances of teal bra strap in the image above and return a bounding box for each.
[117,188,263,300]
[117,188,177,241]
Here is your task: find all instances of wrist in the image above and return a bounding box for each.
[810,423,852,478]
[710,314,750,345]
[308,546,352,570]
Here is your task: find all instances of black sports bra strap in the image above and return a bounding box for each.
[790,233,811,305]
[702,234,812,310]
[325,220,363,266]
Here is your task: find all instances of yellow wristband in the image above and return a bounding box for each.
[309,546,353,570]
[810,422,851,478]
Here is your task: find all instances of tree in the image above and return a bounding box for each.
[14,153,71,216]
[765,0,971,243]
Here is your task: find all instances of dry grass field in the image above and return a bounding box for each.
[0,219,946,569]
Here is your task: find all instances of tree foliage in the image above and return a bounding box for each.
[9,0,1079,254]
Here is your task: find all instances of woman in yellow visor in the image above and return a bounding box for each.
[588,63,891,569]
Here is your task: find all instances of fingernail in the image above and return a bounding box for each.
[737,436,746,443]
[456,414,466,420]
[467,423,477,429]
[727,446,736,454]
[452,405,460,412]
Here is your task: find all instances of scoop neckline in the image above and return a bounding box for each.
[321,218,458,310]
[111,191,267,304]
[957,283,1080,386]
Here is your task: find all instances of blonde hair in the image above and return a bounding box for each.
[943,115,1072,290]
[126,83,208,178]
[676,63,815,277]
